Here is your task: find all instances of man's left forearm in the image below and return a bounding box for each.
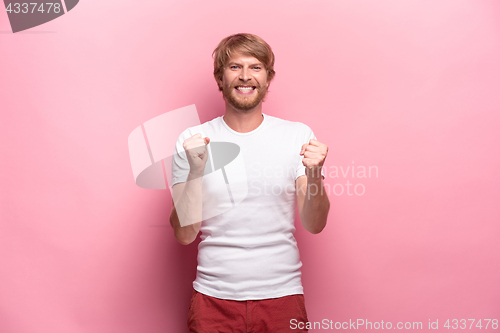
[300,174,330,234]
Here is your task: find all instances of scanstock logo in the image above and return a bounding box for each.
[3,0,79,33]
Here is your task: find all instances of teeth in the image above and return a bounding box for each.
[236,86,254,91]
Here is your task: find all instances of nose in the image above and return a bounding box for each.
[239,67,251,81]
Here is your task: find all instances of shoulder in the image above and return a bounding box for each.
[265,114,313,134]
[176,116,223,142]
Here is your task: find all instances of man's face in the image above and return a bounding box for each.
[219,52,270,111]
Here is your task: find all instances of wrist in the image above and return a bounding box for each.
[305,167,323,181]
[188,169,205,179]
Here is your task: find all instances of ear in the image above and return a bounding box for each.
[216,77,224,91]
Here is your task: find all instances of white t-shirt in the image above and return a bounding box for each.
[171,113,322,300]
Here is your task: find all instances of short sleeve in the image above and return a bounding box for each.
[295,124,325,180]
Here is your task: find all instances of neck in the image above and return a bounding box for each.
[223,102,264,133]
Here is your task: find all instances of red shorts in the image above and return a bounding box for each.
[187,289,309,332]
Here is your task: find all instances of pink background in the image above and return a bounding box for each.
[1,0,499,332]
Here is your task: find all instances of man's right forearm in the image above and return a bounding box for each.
[170,171,204,245]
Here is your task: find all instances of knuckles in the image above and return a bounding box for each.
[183,136,206,151]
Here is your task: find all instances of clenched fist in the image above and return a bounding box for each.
[300,139,328,179]
[183,133,210,176]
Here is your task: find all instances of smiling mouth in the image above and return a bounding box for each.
[235,85,256,92]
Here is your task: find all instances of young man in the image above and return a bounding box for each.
[170,33,330,332]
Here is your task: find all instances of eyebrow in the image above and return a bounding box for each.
[227,62,264,67]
